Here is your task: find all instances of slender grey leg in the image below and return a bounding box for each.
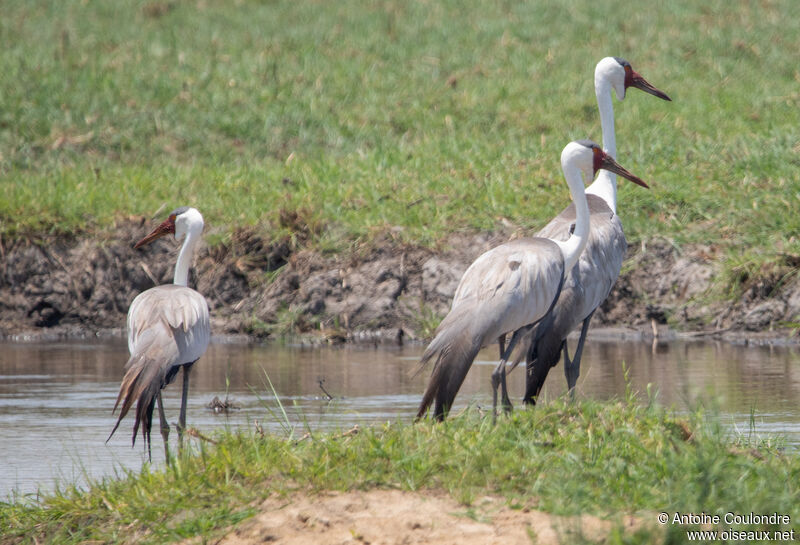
[490,360,512,423]
[490,363,501,425]
[565,310,595,397]
[178,364,191,451]
[500,361,511,413]
[490,329,523,422]
[497,333,512,413]
[146,431,152,463]
[157,391,171,464]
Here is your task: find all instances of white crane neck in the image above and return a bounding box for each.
[173,230,200,287]
[554,163,590,272]
[585,77,618,214]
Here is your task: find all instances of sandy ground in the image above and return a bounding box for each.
[196,489,647,545]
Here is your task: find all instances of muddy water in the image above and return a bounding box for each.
[1,339,799,497]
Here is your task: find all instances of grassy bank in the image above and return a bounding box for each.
[2,0,800,294]
[1,396,797,544]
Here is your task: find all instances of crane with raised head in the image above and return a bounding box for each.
[108,206,210,460]
[416,140,649,421]
[517,58,670,404]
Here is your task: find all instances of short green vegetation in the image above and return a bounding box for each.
[1,396,797,544]
[2,0,799,295]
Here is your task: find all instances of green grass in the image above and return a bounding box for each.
[2,0,800,294]
[1,396,798,544]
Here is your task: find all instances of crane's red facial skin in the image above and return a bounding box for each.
[591,145,604,175]
[134,215,176,248]
[624,65,671,101]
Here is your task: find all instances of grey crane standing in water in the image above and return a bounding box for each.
[517,58,670,405]
[416,140,649,421]
[108,206,210,460]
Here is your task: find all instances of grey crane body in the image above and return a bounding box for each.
[417,238,565,420]
[515,195,626,402]
[109,207,210,460]
[111,285,210,452]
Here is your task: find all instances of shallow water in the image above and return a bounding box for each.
[1,338,798,497]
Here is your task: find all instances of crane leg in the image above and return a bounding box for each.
[500,360,511,412]
[177,363,194,452]
[498,332,513,411]
[562,342,573,396]
[490,361,512,424]
[564,310,594,398]
[491,366,500,425]
[490,330,522,422]
[157,391,171,464]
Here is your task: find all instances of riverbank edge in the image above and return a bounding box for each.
[1,219,799,346]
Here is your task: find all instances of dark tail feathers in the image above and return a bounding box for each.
[416,304,484,421]
[107,353,166,454]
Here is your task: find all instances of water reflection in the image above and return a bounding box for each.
[0,339,798,497]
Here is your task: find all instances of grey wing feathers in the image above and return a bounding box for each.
[453,239,564,310]
[579,213,626,316]
[452,238,543,301]
[535,206,575,242]
[127,284,210,365]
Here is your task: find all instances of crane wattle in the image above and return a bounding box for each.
[591,147,604,175]
[623,64,634,89]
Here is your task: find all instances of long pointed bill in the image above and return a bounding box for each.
[600,155,649,189]
[134,218,175,248]
[630,71,671,101]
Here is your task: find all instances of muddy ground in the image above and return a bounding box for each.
[1,217,798,344]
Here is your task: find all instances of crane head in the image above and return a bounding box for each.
[134,206,194,249]
[597,57,671,101]
[572,140,649,189]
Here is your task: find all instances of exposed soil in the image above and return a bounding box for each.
[183,489,651,545]
[1,217,799,344]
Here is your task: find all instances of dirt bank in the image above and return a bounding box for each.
[184,489,650,545]
[1,218,798,344]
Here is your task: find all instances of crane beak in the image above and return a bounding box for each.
[134,218,175,249]
[599,155,650,189]
[629,70,671,101]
